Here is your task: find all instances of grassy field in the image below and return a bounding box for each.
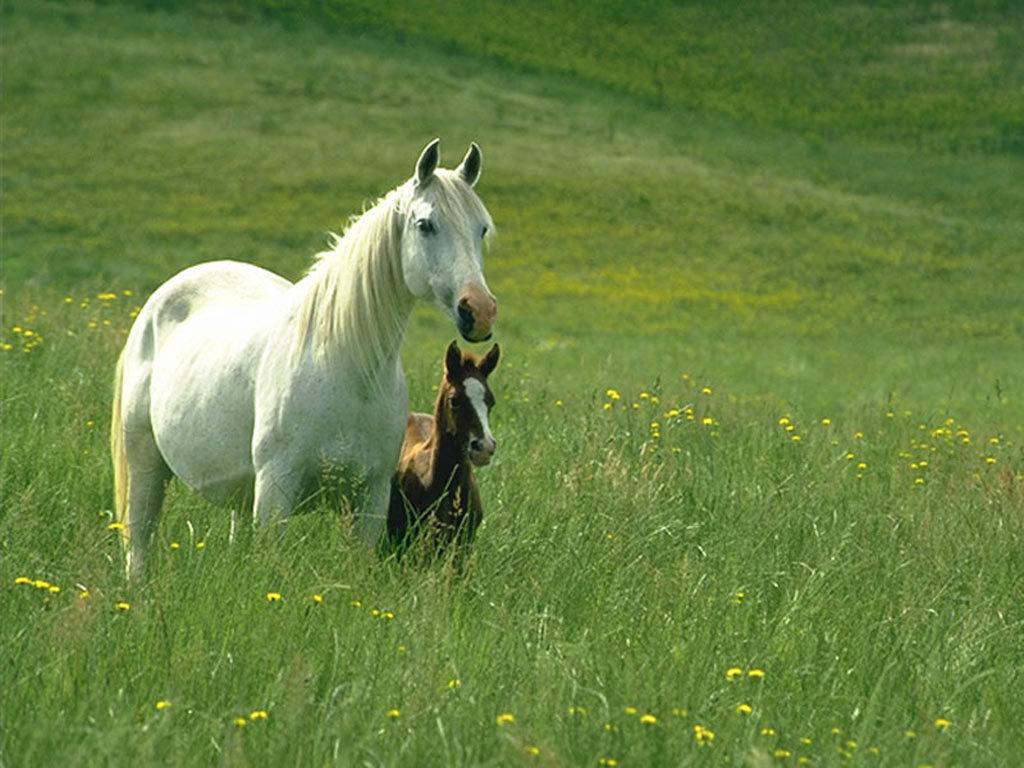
[3,0,1024,766]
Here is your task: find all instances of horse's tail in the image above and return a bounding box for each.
[110,349,129,549]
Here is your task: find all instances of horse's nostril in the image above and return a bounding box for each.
[470,439,483,453]
[457,303,474,334]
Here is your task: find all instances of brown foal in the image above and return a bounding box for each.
[387,341,500,554]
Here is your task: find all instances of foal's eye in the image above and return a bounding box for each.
[481,225,489,239]
[416,218,435,234]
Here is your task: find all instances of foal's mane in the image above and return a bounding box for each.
[292,170,494,386]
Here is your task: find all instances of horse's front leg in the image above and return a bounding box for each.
[252,465,303,529]
[353,472,390,549]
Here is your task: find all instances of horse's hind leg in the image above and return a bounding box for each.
[121,428,172,580]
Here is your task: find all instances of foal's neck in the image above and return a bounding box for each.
[426,389,468,488]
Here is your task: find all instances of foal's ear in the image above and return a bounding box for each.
[480,343,500,377]
[444,340,463,380]
[456,142,482,187]
[416,138,441,187]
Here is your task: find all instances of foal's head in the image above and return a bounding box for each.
[439,340,500,467]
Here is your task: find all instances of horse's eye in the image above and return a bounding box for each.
[481,225,488,239]
[416,218,435,235]
[448,393,462,410]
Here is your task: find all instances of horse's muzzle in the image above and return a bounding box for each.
[457,288,497,343]
[469,436,496,467]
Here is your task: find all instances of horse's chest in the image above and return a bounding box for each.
[312,394,406,474]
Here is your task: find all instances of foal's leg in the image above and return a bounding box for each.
[122,428,172,580]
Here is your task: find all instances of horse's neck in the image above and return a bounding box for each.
[299,205,415,385]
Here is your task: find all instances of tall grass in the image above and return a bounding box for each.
[3,1,1024,766]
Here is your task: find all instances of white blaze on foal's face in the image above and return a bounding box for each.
[463,377,496,466]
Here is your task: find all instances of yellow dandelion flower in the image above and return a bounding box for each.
[790,434,802,441]
[598,759,618,767]
[624,706,637,716]
[726,667,743,681]
[845,740,858,748]
[934,717,950,730]
[312,594,323,604]
[233,717,248,727]
[845,452,855,460]
[702,416,714,426]
[693,724,715,746]
[821,418,832,425]
[904,730,916,739]
[48,585,61,594]
[854,432,864,439]
[495,712,516,726]
[107,522,125,531]
[156,700,172,710]
[914,477,925,485]
[748,668,765,679]
[79,590,90,599]
[603,403,612,410]
[524,744,540,756]
[15,576,32,585]
[266,592,282,602]
[386,708,401,719]
[761,728,776,736]
[380,610,395,620]
[195,541,205,549]
[249,710,268,720]
[350,599,362,608]
[779,416,791,426]
[555,400,564,407]
[568,705,586,716]
[774,749,791,757]
[640,713,658,725]
[448,678,460,690]
[800,737,812,745]
[986,457,997,464]
[701,387,712,395]
[115,601,131,611]
[830,727,841,736]
[672,707,687,717]
[735,703,752,715]
[170,541,180,549]
[606,389,621,401]
[97,293,118,301]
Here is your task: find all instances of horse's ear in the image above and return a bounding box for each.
[480,343,500,377]
[444,340,463,380]
[457,143,482,187]
[416,138,441,187]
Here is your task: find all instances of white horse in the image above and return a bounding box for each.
[111,139,497,579]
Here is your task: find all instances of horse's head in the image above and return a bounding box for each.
[440,340,500,467]
[400,139,497,343]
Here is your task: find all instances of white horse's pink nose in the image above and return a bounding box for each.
[457,286,497,342]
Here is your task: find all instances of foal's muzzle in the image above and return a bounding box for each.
[469,436,496,467]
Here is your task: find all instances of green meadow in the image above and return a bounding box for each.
[2,1,1023,765]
